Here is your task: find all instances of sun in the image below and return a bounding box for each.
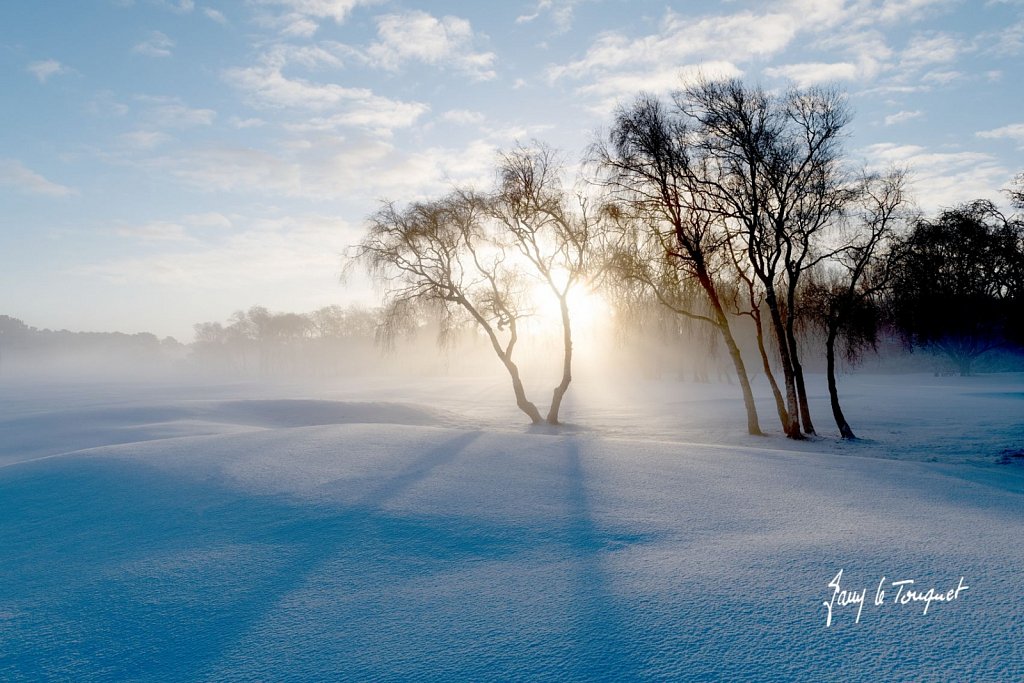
[527,270,610,335]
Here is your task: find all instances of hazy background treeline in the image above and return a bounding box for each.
[2,295,1022,383]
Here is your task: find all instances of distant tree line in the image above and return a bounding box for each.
[354,78,1024,439]
[0,315,183,375]
[0,305,388,379]
[190,305,382,377]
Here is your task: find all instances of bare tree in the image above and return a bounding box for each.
[805,168,910,439]
[1010,172,1024,210]
[595,94,763,435]
[673,79,852,438]
[354,192,545,424]
[725,241,789,430]
[486,143,597,424]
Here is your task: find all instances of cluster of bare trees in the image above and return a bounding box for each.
[355,78,1024,440]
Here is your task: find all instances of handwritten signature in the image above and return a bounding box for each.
[823,569,969,627]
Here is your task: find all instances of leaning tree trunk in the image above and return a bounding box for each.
[751,305,789,431]
[787,322,816,435]
[698,271,762,436]
[506,357,544,424]
[468,301,544,424]
[763,289,803,439]
[546,297,573,425]
[785,276,816,435]
[825,318,855,439]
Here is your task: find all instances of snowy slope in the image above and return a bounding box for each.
[1,375,1022,681]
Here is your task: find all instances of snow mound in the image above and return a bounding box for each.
[0,398,453,467]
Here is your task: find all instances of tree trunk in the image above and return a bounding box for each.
[826,320,856,439]
[546,297,573,425]
[497,353,542,424]
[785,305,816,435]
[468,300,544,424]
[698,271,762,436]
[763,288,803,439]
[792,350,816,435]
[752,305,789,431]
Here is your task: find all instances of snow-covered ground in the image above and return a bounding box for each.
[1,372,1022,681]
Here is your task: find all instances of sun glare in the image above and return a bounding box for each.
[528,276,611,335]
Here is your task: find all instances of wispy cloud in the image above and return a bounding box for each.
[203,7,227,23]
[81,213,360,290]
[0,159,77,197]
[116,220,194,242]
[976,122,1024,148]
[764,61,859,87]
[875,0,960,23]
[138,96,217,128]
[516,0,588,32]
[253,0,382,37]
[862,142,1009,210]
[133,30,175,57]
[223,48,427,134]
[114,212,231,243]
[149,134,498,201]
[157,0,194,13]
[899,32,962,70]
[119,130,172,150]
[365,11,496,80]
[27,59,70,83]
[884,109,924,125]
[576,61,742,114]
[441,109,485,126]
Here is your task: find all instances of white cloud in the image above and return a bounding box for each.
[138,96,217,128]
[203,7,227,23]
[133,31,175,57]
[88,91,130,117]
[545,2,859,106]
[986,20,1024,55]
[884,109,924,125]
[861,142,1009,211]
[577,61,742,113]
[114,212,231,242]
[80,213,363,297]
[27,59,69,83]
[183,212,234,229]
[0,159,77,197]
[365,11,496,80]
[253,0,382,36]
[876,0,959,23]
[899,32,962,70]
[230,116,267,129]
[921,69,961,84]
[119,130,172,150]
[976,123,1024,148]
[116,220,194,242]
[158,0,194,12]
[764,61,859,87]
[516,0,587,32]
[442,109,486,126]
[549,9,800,83]
[223,51,427,134]
[151,134,498,201]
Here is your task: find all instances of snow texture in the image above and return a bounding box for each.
[1,373,1022,681]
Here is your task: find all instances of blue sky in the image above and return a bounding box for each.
[2,0,1022,340]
